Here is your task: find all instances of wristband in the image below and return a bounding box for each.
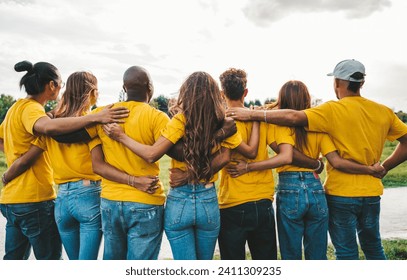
[313,160,322,171]
[264,110,267,123]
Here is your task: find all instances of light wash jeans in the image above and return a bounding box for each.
[326,194,386,260]
[55,180,102,260]
[164,183,220,260]
[100,198,164,260]
[0,200,62,260]
[277,172,329,260]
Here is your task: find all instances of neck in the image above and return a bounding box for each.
[226,99,245,108]
[339,90,361,99]
[27,93,48,106]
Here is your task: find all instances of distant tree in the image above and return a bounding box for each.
[44,100,58,112]
[0,94,16,123]
[264,98,277,105]
[118,89,126,102]
[244,99,262,108]
[150,95,170,114]
[396,110,407,123]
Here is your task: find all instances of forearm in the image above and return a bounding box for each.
[93,160,129,185]
[120,134,163,163]
[51,128,92,143]
[248,153,291,172]
[166,140,184,162]
[382,141,407,172]
[35,115,99,136]
[211,147,231,173]
[292,149,319,169]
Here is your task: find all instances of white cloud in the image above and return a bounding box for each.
[243,0,392,26]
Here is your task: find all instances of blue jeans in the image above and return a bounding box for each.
[277,172,328,260]
[326,194,386,260]
[218,199,277,260]
[100,198,163,260]
[0,200,62,260]
[55,180,102,260]
[164,183,220,260]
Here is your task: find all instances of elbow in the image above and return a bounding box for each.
[246,150,258,160]
[92,163,103,176]
[286,111,306,126]
[283,156,292,166]
[144,154,160,164]
[42,126,60,136]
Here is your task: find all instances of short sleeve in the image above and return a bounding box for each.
[319,133,337,156]
[387,115,407,142]
[304,102,333,133]
[275,125,295,146]
[88,136,102,151]
[21,103,47,135]
[0,122,4,139]
[161,114,185,144]
[153,112,170,141]
[32,135,47,151]
[221,131,242,149]
[265,123,276,146]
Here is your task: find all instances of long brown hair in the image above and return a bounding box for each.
[171,71,225,183]
[276,80,311,152]
[54,71,97,118]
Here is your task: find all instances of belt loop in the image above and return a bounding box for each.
[299,172,304,181]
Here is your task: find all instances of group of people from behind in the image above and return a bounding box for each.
[0,58,406,261]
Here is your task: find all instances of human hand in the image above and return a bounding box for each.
[131,175,160,194]
[226,107,252,121]
[102,123,125,142]
[370,162,387,179]
[220,117,237,139]
[169,168,188,187]
[225,159,249,178]
[95,104,129,124]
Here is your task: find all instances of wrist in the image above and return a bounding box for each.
[2,172,9,185]
[313,160,322,171]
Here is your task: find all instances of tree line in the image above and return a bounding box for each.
[1,93,406,123]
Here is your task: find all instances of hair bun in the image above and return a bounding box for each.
[14,60,33,73]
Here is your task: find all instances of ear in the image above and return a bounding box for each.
[49,80,56,91]
[243,88,248,98]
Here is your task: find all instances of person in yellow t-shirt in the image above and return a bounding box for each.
[102,71,260,260]
[81,66,171,260]
[0,61,129,260]
[226,60,407,260]
[216,68,289,260]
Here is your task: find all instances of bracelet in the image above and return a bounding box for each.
[264,110,267,123]
[127,174,131,186]
[131,175,135,187]
[245,162,249,173]
[2,172,8,185]
[313,160,322,171]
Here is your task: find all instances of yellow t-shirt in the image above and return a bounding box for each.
[87,101,170,205]
[305,96,407,197]
[0,99,55,203]
[274,125,337,173]
[218,121,276,209]
[160,113,242,184]
[33,136,101,184]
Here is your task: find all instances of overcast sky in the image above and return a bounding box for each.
[1,0,406,111]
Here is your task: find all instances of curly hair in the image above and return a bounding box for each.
[219,68,247,101]
[54,71,98,118]
[276,80,311,152]
[171,71,225,183]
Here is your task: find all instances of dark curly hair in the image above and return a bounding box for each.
[219,68,247,101]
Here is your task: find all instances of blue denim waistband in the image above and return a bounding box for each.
[58,179,101,188]
[278,171,317,180]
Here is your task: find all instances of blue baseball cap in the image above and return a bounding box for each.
[327,59,366,82]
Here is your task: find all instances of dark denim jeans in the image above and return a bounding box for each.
[277,172,328,260]
[0,200,62,260]
[101,198,164,260]
[326,194,386,260]
[218,199,277,260]
[55,180,102,260]
[164,183,220,260]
